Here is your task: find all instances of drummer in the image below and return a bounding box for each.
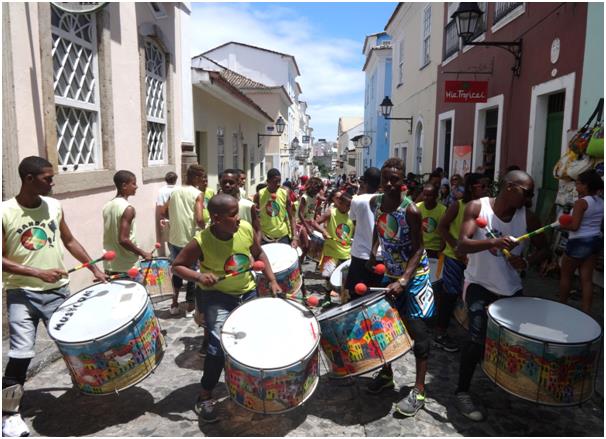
[454,170,548,422]
[219,168,260,243]
[367,157,435,418]
[2,156,109,437]
[253,168,298,248]
[172,193,281,423]
[296,177,324,260]
[102,170,152,275]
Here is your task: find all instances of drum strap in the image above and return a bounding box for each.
[2,384,24,414]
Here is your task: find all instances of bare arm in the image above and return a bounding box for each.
[437,201,459,250]
[285,190,298,246]
[119,207,152,260]
[401,204,425,283]
[194,194,205,229]
[558,199,587,232]
[456,200,516,255]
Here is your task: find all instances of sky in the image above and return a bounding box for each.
[190,1,397,142]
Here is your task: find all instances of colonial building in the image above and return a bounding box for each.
[337,117,364,177]
[2,2,192,291]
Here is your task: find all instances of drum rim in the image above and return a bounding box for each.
[49,280,152,344]
[487,297,603,345]
[329,259,351,287]
[317,290,389,322]
[220,297,321,371]
[224,353,320,414]
[260,243,299,271]
[136,256,171,265]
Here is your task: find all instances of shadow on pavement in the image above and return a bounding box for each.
[174,336,205,371]
[26,386,155,436]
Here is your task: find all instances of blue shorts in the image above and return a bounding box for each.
[441,255,466,295]
[565,236,602,259]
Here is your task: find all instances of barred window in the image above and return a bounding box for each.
[232,133,239,168]
[217,127,225,175]
[51,6,101,172]
[145,40,167,165]
[421,5,431,67]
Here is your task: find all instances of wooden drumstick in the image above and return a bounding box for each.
[68,251,115,273]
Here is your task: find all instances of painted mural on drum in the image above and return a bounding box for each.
[321,301,407,376]
[58,307,165,394]
[225,351,319,413]
[136,259,170,289]
[483,321,600,405]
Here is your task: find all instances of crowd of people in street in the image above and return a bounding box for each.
[2,154,603,436]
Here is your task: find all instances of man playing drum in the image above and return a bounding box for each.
[367,157,435,418]
[172,194,281,423]
[454,170,548,421]
[2,156,109,437]
[160,164,206,316]
[296,177,324,260]
[102,170,152,275]
[219,169,260,242]
[254,168,298,248]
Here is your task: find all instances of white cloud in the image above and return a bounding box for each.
[190,3,365,141]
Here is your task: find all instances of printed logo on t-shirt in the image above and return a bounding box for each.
[335,223,352,242]
[223,253,251,274]
[16,219,58,251]
[377,213,399,240]
[265,200,280,217]
[422,217,438,233]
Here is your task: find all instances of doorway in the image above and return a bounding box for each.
[482,109,498,179]
[443,119,452,175]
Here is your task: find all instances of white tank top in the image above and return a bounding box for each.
[569,195,604,239]
[464,197,527,296]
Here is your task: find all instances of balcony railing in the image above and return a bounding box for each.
[494,2,522,24]
[443,20,459,60]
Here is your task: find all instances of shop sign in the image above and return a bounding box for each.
[445,81,488,103]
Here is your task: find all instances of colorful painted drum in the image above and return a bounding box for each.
[48,281,166,395]
[221,297,320,414]
[308,231,325,262]
[483,297,602,406]
[329,259,351,290]
[318,291,413,378]
[135,257,172,302]
[257,243,302,297]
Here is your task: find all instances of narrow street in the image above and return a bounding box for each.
[10,260,604,437]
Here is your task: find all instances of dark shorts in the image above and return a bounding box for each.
[441,255,466,296]
[344,256,384,294]
[404,317,431,360]
[565,236,602,260]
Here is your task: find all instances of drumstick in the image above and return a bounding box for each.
[108,267,140,281]
[68,251,115,273]
[373,263,386,275]
[216,260,265,281]
[512,214,572,243]
[223,330,246,340]
[354,283,388,296]
[475,218,512,259]
[141,242,162,284]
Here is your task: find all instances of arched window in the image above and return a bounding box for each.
[145,39,167,164]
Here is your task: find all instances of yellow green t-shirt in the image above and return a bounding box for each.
[416,201,447,252]
[2,196,69,291]
[322,207,354,260]
[443,199,467,259]
[258,187,290,239]
[299,193,318,221]
[102,197,139,273]
[195,220,256,295]
[168,185,202,247]
[202,188,215,227]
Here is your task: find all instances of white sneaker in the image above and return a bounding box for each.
[169,305,179,315]
[2,413,30,437]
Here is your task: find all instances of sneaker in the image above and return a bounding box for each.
[193,397,219,423]
[169,305,179,315]
[366,369,395,394]
[395,387,425,416]
[2,414,30,437]
[185,310,195,318]
[455,392,484,421]
[434,334,459,353]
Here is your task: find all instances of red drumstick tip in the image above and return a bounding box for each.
[103,251,116,261]
[154,242,161,249]
[306,295,320,306]
[354,283,368,295]
[271,193,277,200]
[400,185,408,192]
[127,267,139,278]
[374,264,386,275]
[475,217,488,228]
[559,214,573,226]
[252,260,265,271]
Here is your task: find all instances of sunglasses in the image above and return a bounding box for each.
[472,183,488,189]
[510,182,535,198]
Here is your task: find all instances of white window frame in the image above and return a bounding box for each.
[421,4,432,68]
[397,38,405,86]
[249,145,256,185]
[51,7,102,172]
[217,127,225,175]
[148,2,168,20]
[232,132,239,168]
[436,110,456,175]
[472,95,504,179]
[145,39,168,165]
[491,2,525,34]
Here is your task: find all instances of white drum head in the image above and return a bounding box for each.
[329,259,351,288]
[262,243,298,272]
[222,297,319,369]
[48,281,149,343]
[488,297,602,344]
[319,291,384,322]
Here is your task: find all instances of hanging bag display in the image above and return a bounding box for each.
[586,125,603,158]
[570,98,603,156]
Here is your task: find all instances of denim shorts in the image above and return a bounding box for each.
[565,236,603,260]
[6,285,70,358]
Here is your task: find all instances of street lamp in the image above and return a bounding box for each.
[451,2,523,77]
[257,116,286,148]
[379,96,413,134]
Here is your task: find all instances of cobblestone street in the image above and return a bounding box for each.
[3,259,603,437]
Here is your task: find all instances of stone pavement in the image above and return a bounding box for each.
[3,260,604,437]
